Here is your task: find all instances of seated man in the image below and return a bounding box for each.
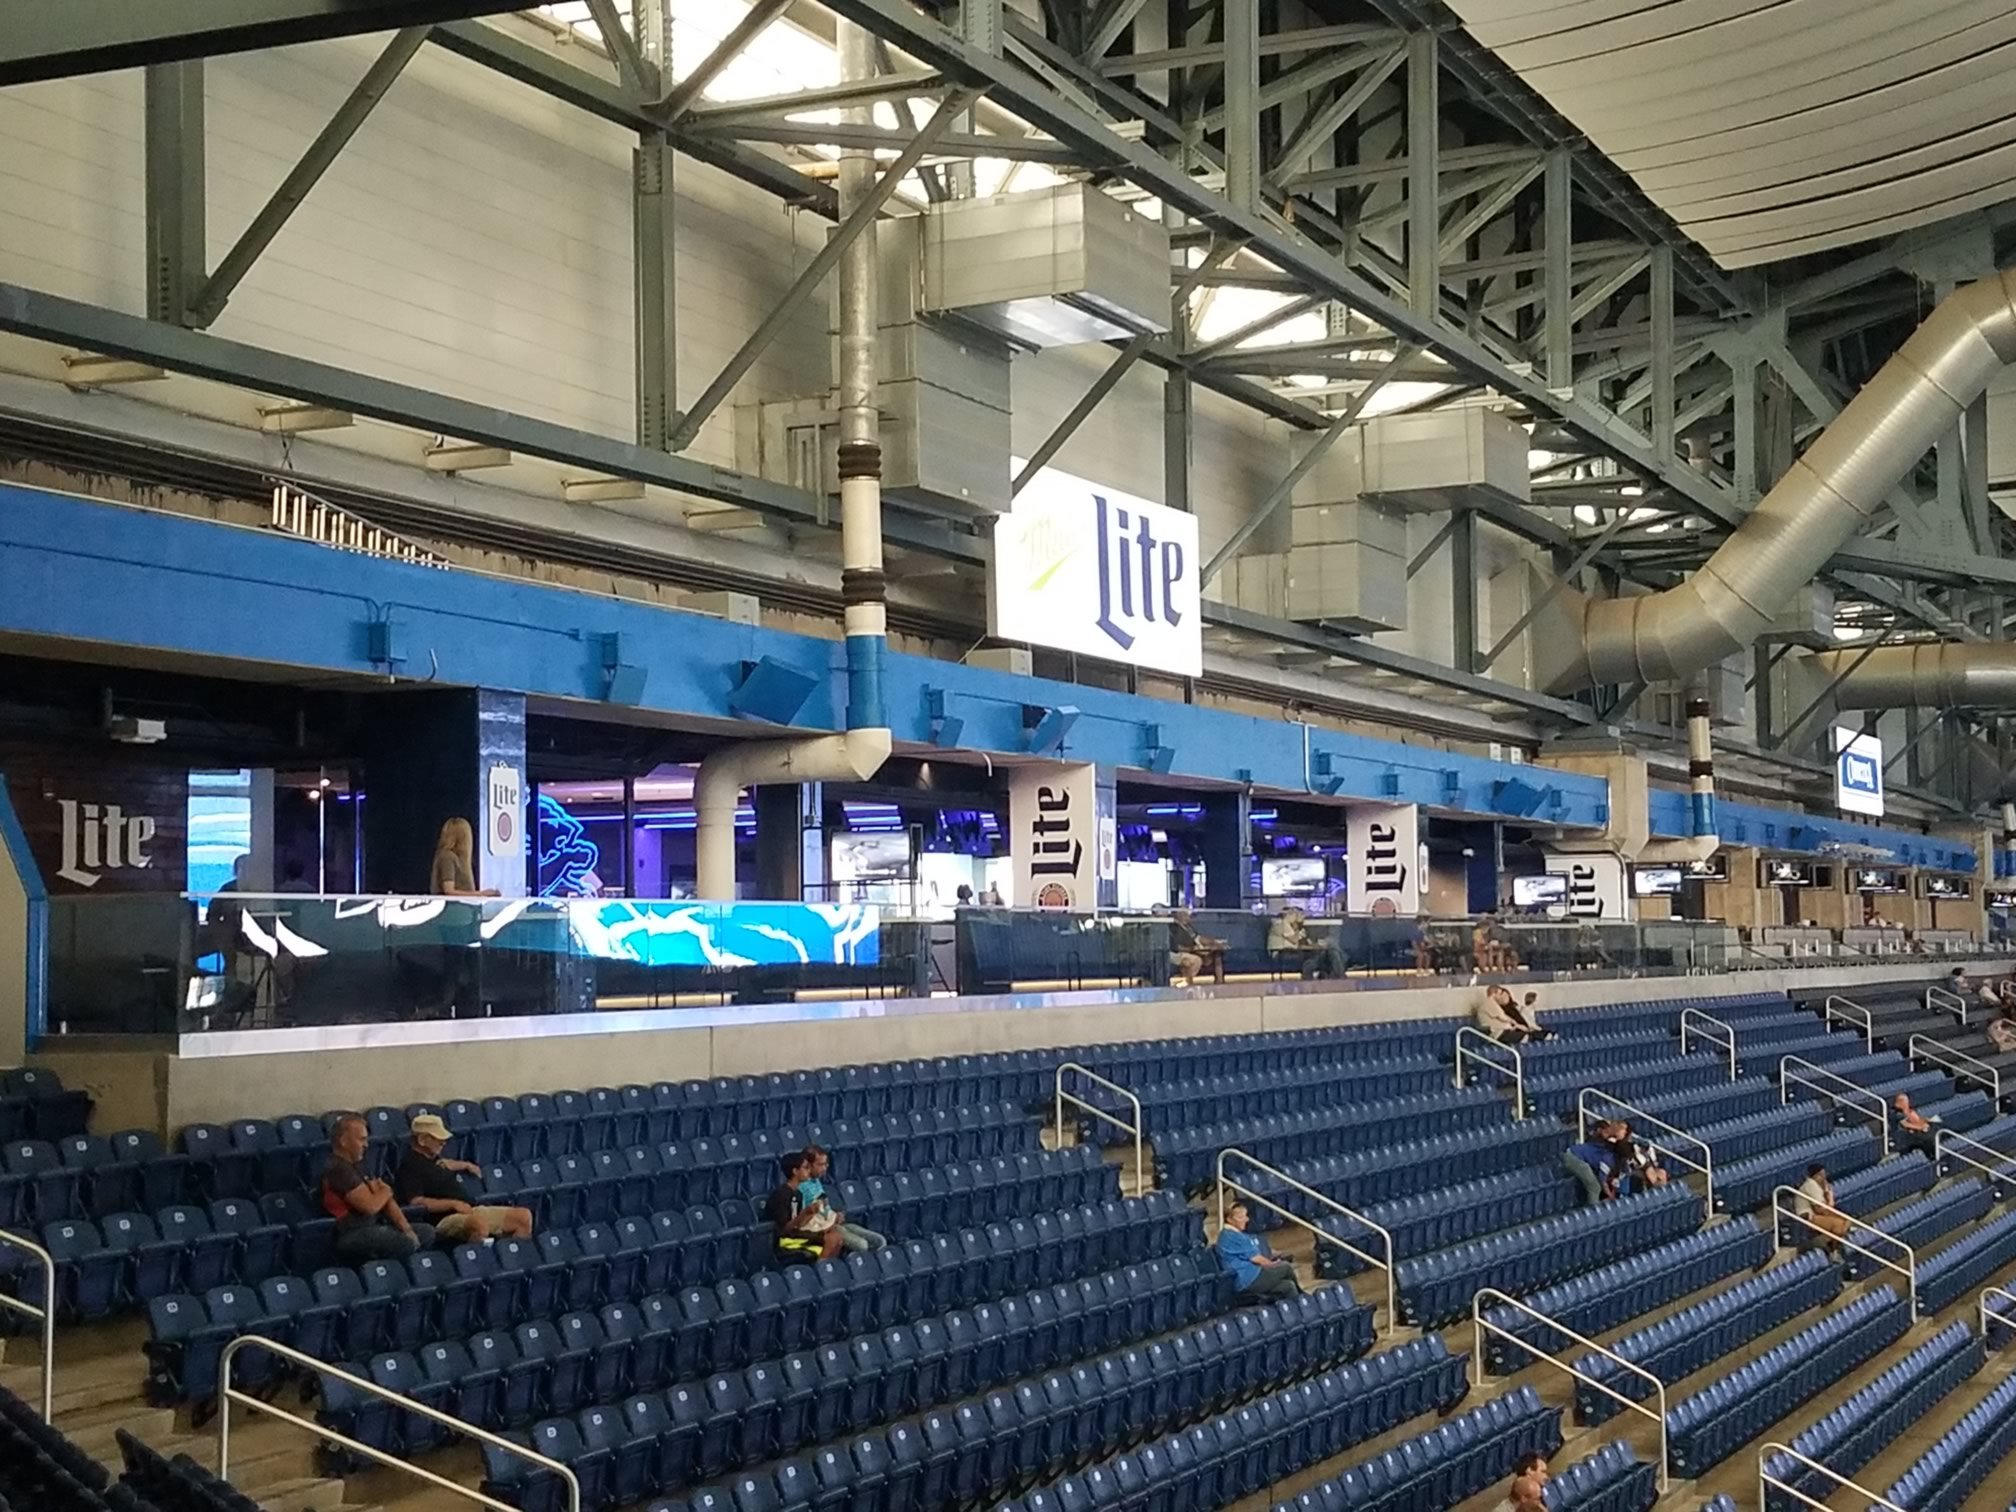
[394,1114,533,1244]
[1475,985,1550,1045]
[1501,1453,1549,1512]
[1890,1093,1938,1156]
[1168,908,1226,986]
[767,1151,841,1265]
[799,1144,886,1253]
[1214,1201,1302,1302]
[322,1114,434,1263]
[1266,906,1345,980]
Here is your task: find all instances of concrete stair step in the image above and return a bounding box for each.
[63,1402,177,1460]
[6,1355,146,1415]
[253,1475,352,1512]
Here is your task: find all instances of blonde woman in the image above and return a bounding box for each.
[429,818,497,897]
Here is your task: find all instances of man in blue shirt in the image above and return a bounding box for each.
[1562,1128,1618,1206]
[1214,1201,1302,1301]
[800,1144,888,1253]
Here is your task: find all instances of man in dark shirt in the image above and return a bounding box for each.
[322,1114,434,1263]
[767,1151,839,1264]
[393,1114,533,1244]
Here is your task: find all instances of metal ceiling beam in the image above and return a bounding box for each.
[0,0,526,84]
[1098,23,1396,74]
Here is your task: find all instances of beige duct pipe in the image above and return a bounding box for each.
[1801,643,2016,710]
[692,18,892,900]
[1544,270,2016,693]
[1639,693,1720,863]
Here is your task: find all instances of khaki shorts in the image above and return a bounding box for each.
[436,1207,522,1242]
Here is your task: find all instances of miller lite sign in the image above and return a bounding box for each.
[1345,802,1420,916]
[990,466,1203,678]
[1544,850,1629,919]
[56,799,156,889]
[1009,763,1112,911]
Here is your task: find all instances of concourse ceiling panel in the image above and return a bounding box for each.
[1444,0,2016,266]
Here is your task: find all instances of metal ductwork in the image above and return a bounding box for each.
[1799,643,2016,711]
[1540,269,2016,694]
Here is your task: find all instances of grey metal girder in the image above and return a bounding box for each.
[0,0,525,85]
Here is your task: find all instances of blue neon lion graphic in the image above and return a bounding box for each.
[537,793,601,897]
[568,901,880,967]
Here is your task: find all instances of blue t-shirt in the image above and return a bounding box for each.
[798,1177,826,1205]
[1567,1142,1616,1178]
[1215,1227,1266,1288]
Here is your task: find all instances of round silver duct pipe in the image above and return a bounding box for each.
[1803,643,2016,710]
[1544,270,2016,693]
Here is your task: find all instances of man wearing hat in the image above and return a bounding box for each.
[394,1113,534,1244]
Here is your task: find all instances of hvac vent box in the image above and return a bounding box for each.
[920,184,1170,349]
[1761,584,1836,649]
[1360,409,1531,510]
[1285,542,1408,633]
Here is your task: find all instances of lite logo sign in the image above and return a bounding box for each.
[57,799,156,888]
[1345,802,1420,915]
[1833,726,1885,819]
[990,466,1203,678]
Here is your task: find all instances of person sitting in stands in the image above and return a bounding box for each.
[322,1115,434,1263]
[1890,1093,1938,1155]
[1476,985,1550,1045]
[1561,1124,1619,1206]
[1604,1121,1667,1195]
[1169,908,1226,986]
[767,1151,841,1265]
[394,1114,533,1245]
[1213,1200,1302,1301]
[799,1144,887,1253]
[1989,996,2016,1054]
[1793,1162,1847,1256]
[1267,905,1346,979]
[1496,1453,1549,1512]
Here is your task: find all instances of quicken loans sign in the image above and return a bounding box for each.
[990,467,1203,678]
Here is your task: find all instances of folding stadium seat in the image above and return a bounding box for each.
[421,1338,501,1432]
[145,1293,226,1406]
[204,1197,286,1285]
[256,1274,339,1365]
[308,1265,389,1361]
[149,1206,231,1296]
[359,1258,436,1353]
[617,1390,687,1496]
[320,1356,401,1464]
[41,1217,120,1319]
[6,1139,79,1226]
[180,1124,253,1201]
[559,1310,630,1406]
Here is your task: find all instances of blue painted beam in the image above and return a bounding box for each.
[1648,788,1976,874]
[0,484,1611,825]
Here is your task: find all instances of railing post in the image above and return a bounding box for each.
[1453,1027,1525,1119]
[1215,1147,1397,1336]
[1054,1062,1146,1196]
[1758,1440,1912,1512]
[1770,1185,1915,1314]
[1680,1007,1736,1080]
[1908,1034,2000,1103]
[1823,994,1873,1051]
[1779,1056,1890,1157]
[0,1228,56,1421]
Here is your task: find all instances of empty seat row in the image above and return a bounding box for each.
[1914,1207,2016,1316]
[1073,1021,1464,1087]
[0,1380,117,1512]
[997,1337,1473,1512]
[1713,1129,1880,1215]
[145,1193,1198,1400]
[1821,1152,1936,1223]
[1542,993,1791,1035]
[1686,1104,1827,1165]
[1153,1089,1511,1194]
[1843,1178,1993,1281]
[1879,1366,2016,1512]
[185,1102,1040,1203]
[1665,1287,1909,1477]
[1482,1218,1771,1375]
[1918,1090,1996,1133]
[1515,1029,1691,1077]
[1315,1168,1575,1280]
[1523,1059,1727,1119]
[1398,1187,1703,1329]
[338,1239,1306,1492]
[1541,1443,1656,1512]
[0,1069,91,1144]
[1634,1077,1779,1133]
[1241,1122,1570,1226]
[458,1143,1111,1236]
[1266,1385,1561,1512]
[1761,1320,1982,1512]
[1085,1059,1454,1145]
[1756,1038,1918,1081]
[0,1129,185,1228]
[1575,1251,1840,1425]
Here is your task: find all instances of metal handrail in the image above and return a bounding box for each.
[1779,1055,1890,1156]
[219,1336,580,1512]
[1980,1283,2016,1341]
[1216,1147,1396,1336]
[1681,1007,1737,1080]
[1934,1127,2016,1193]
[1770,1185,1916,1314]
[1054,1062,1145,1196]
[1576,1088,1715,1213]
[1470,1287,1669,1492]
[1926,984,1968,1024]
[1757,1439,1909,1512]
[0,1228,55,1420]
[1908,1034,2000,1101]
[1823,994,1873,1051]
[1453,1026,1525,1119]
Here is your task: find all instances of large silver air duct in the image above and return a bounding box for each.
[1800,643,2016,710]
[1543,270,2016,694]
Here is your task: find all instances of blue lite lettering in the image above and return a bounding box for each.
[1094,494,1185,653]
[1842,754,1878,792]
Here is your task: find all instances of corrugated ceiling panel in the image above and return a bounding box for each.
[1446,0,2016,266]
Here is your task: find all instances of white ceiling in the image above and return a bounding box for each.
[1443,0,2016,268]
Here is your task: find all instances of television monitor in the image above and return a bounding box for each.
[1923,875,1970,900]
[1681,854,1728,881]
[1761,858,1815,887]
[1632,866,1684,897]
[1854,868,1906,894]
[1512,874,1568,908]
[1261,858,1328,896]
